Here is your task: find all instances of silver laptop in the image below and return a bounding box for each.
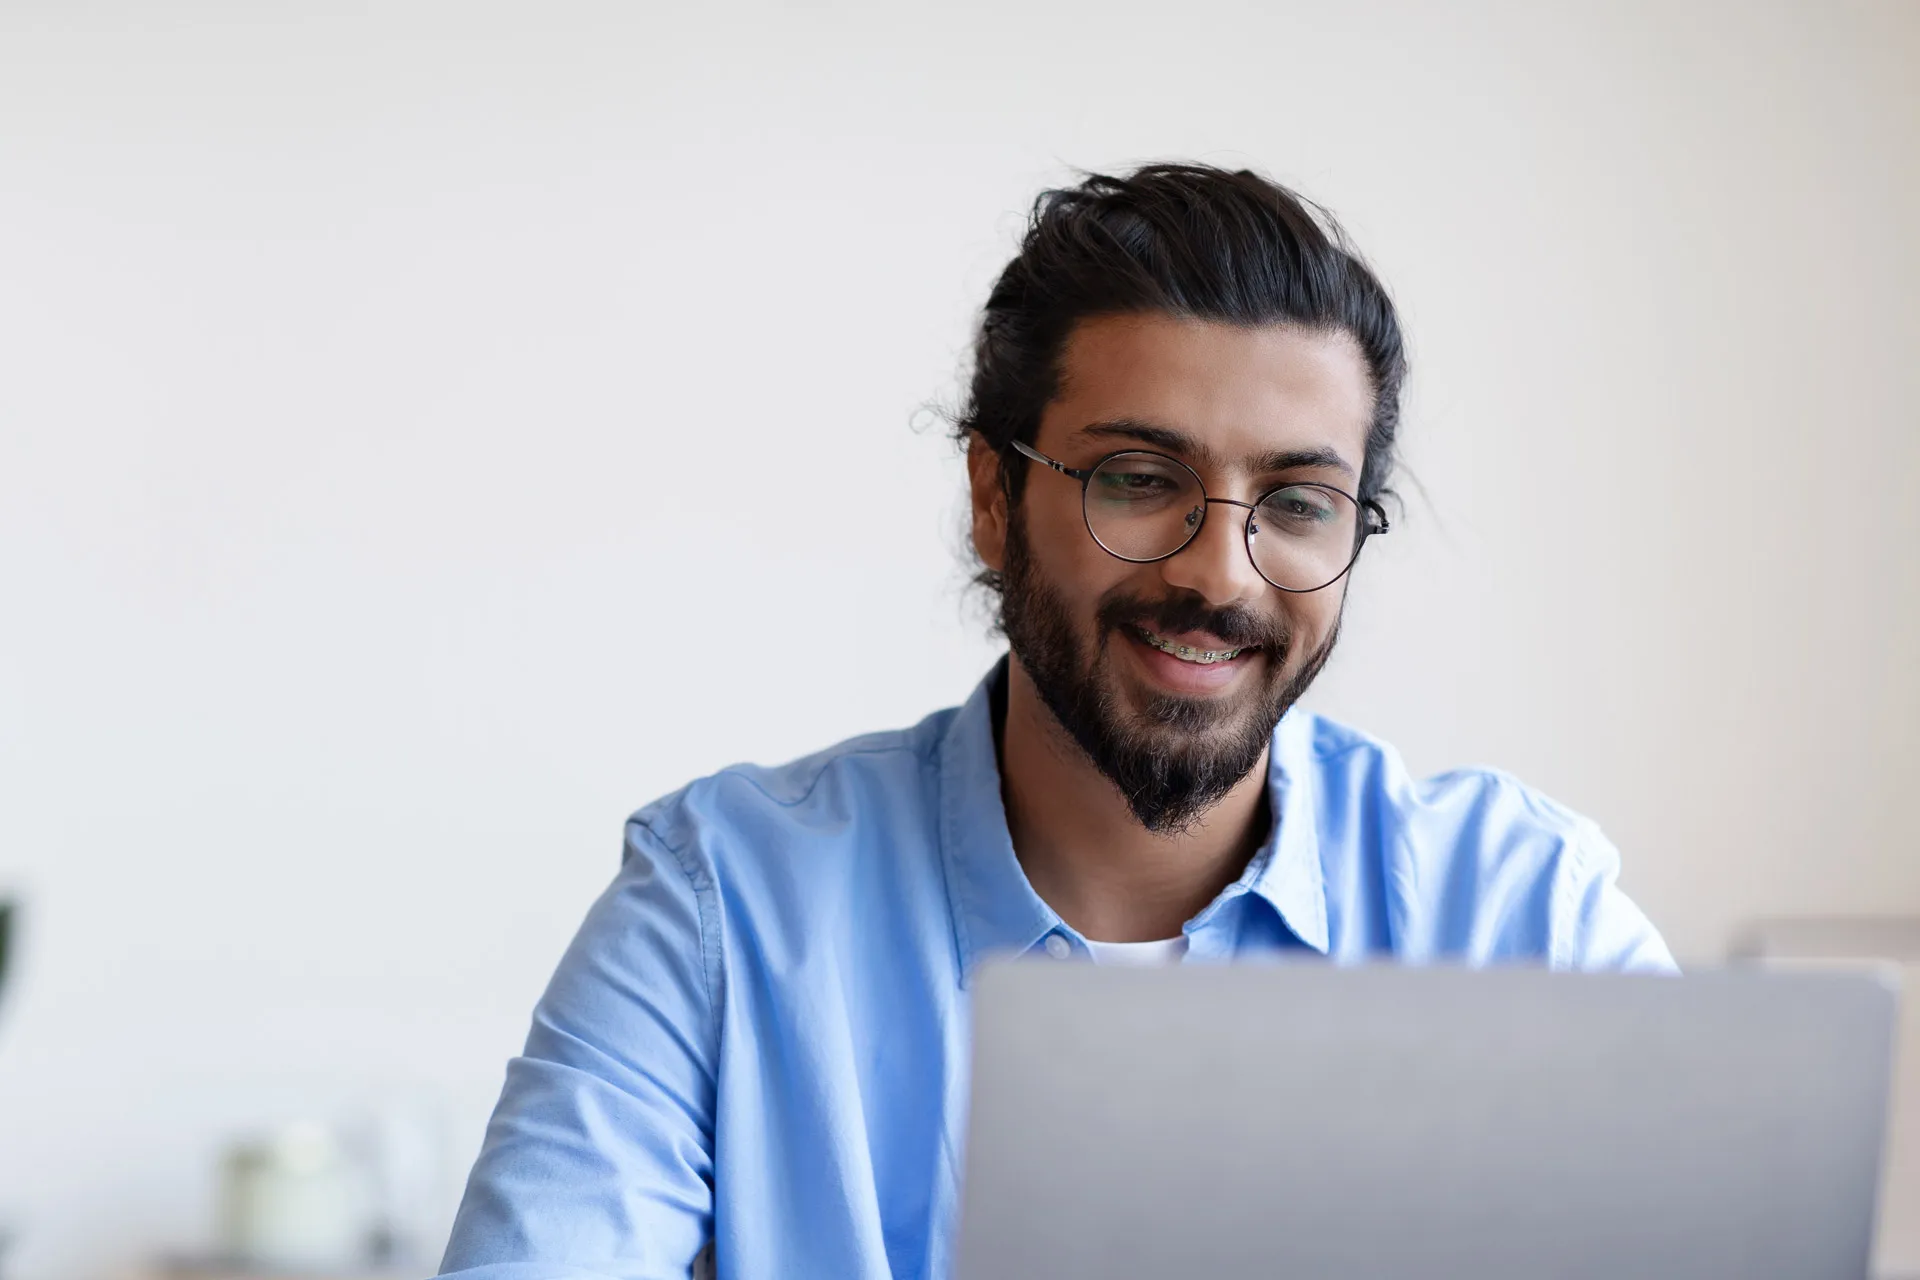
[956,962,1897,1279]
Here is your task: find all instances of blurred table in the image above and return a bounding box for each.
[122,1259,422,1280]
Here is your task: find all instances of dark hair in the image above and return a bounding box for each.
[957,160,1408,529]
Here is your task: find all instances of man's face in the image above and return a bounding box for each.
[970,313,1376,833]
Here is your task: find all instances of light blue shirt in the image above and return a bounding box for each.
[440,662,1673,1280]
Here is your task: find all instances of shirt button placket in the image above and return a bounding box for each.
[1043,933,1071,960]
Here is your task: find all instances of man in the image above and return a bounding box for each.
[438,163,1673,1280]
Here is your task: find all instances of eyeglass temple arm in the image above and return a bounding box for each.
[1007,438,1093,480]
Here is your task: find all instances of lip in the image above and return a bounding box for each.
[1119,625,1260,696]
[1135,626,1248,662]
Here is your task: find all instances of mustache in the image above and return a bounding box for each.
[1095,590,1291,655]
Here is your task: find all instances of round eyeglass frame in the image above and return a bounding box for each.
[1009,438,1390,594]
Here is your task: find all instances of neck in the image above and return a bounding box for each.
[997,656,1272,943]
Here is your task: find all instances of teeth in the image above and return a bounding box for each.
[1138,630,1245,665]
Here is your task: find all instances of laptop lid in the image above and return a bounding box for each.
[956,962,1897,1280]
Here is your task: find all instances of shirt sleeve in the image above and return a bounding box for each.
[1556,821,1679,974]
[439,818,721,1280]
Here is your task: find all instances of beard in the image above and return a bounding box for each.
[997,505,1340,835]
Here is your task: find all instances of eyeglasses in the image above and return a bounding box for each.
[1009,439,1389,594]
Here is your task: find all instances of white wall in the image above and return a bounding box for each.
[1,2,1915,1276]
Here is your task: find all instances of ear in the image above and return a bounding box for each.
[966,433,1009,574]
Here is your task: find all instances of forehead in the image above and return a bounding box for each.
[1041,313,1375,475]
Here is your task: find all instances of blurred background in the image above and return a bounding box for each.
[1,1,1916,1277]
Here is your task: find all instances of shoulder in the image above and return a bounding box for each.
[1285,712,1671,970]
[532,708,965,1059]
[1290,713,1579,826]
[625,705,957,881]
[1289,710,1592,854]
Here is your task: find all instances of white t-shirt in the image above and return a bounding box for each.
[1083,935,1188,965]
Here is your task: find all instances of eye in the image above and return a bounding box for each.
[1087,453,1196,507]
[1094,470,1178,497]
[1259,486,1344,532]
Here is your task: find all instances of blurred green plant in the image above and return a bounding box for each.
[0,898,14,1278]
[0,897,12,1010]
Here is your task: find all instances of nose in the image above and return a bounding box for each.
[1156,499,1269,607]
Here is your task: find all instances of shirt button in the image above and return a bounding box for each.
[1044,934,1071,959]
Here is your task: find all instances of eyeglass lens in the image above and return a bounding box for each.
[1083,451,1363,592]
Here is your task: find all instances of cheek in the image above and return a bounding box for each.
[1023,482,1086,550]
[1023,491,1132,610]
[1280,586,1344,654]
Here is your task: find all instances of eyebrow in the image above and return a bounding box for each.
[1069,417,1357,479]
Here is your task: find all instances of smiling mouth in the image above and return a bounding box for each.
[1131,626,1252,666]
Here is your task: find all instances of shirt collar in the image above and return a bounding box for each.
[936,659,1329,985]
[1251,707,1329,953]
[936,660,1063,984]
